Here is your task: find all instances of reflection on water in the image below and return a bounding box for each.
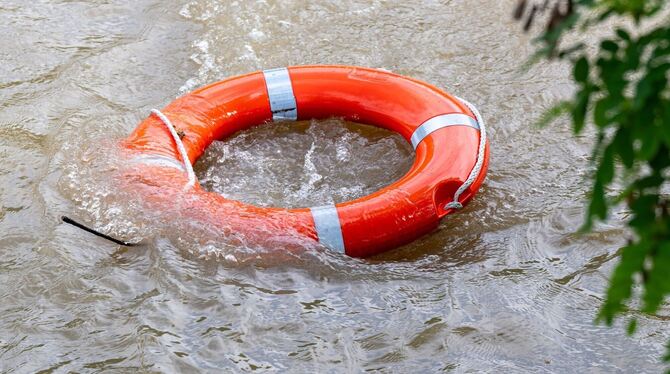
[0,0,668,372]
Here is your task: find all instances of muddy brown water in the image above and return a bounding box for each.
[1,0,669,372]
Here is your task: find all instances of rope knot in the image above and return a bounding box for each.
[440,97,486,213]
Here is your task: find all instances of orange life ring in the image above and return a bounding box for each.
[122,65,489,258]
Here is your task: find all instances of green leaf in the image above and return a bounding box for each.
[613,128,634,168]
[635,72,656,109]
[597,144,615,185]
[623,40,642,70]
[593,96,619,128]
[627,318,637,335]
[637,123,660,161]
[588,180,607,222]
[597,8,615,23]
[642,242,670,313]
[598,241,651,325]
[616,28,631,41]
[628,195,659,236]
[572,85,593,133]
[663,104,670,149]
[574,57,590,83]
[633,174,664,191]
[601,40,619,53]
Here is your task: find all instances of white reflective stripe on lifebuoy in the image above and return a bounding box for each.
[262,67,297,121]
[310,204,345,253]
[130,155,186,171]
[410,113,479,149]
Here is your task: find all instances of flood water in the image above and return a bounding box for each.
[1,0,669,372]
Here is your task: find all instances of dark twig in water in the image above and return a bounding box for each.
[514,0,574,33]
[61,216,140,247]
[513,0,527,20]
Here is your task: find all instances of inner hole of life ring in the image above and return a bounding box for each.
[192,118,415,209]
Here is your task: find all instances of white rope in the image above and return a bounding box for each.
[150,109,196,190]
[444,97,488,210]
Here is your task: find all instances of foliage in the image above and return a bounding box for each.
[515,0,670,363]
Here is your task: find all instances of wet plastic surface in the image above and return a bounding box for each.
[123,66,489,257]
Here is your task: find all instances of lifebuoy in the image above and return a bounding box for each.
[122,65,489,258]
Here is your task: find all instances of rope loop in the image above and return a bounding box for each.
[150,109,196,190]
[445,97,487,210]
